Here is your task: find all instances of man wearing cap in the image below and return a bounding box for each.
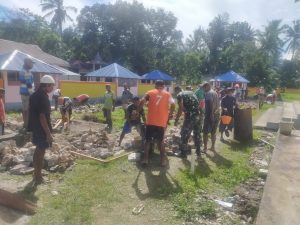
[202,82,220,152]
[28,75,55,185]
[19,58,34,129]
[174,86,202,158]
[140,80,175,166]
[102,84,115,133]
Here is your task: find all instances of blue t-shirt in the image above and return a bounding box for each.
[19,69,34,96]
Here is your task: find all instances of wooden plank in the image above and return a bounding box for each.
[70,150,131,163]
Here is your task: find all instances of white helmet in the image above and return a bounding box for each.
[40,75,55,84]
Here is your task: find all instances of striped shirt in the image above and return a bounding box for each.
[19,69,34,96]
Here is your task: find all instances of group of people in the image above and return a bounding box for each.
[0,57,240,184]
[114,80,238,167]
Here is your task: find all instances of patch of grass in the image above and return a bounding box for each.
[173,193,216,221]
[171,136,258,221]
[280,92,300,102]
[29,160,122,225]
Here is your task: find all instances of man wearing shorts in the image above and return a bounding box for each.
[118,96,146,146]
[140,80,175,166]
[19,58,34,129]
[28,75,55,185]
[202,82,220,152]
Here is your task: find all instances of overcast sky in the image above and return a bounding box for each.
[3,0,300,39]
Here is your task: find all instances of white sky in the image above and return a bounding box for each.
[2,0,300,39]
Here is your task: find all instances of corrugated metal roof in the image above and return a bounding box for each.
[0,39,69,68]
[142,70,175,81]
[86,63,141,79]
[0,50,75,75]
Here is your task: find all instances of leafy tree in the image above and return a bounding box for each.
[284,20,300,59]
[279,60,300,88]
[40,0,77,36]
[258,20,285,66]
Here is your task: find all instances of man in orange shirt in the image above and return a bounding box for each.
[140,80,175,166]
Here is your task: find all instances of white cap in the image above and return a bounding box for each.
[40,75,55,84]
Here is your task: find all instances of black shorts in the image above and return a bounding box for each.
[32,133,50,149]
[145,125,165,142]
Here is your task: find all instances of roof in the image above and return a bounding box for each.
[0,50,77,75]
[141,70,175,81]
[86,63,141,79]
[215,70,249,83]
[0,39,69,68]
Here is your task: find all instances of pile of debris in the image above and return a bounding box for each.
[0,140,75,174]
[164,127,195,153]
[68,129,142,159]
[238,102,257,109]
[73,105,102,114]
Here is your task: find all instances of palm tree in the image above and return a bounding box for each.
[284,20,300,59]
[258,20,285,65]
[40,0,77,36]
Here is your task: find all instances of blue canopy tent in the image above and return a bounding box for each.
[86,63,141,97]
[214,70,249,83]
[141,70,175,81]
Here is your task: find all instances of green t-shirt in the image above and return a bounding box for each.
[194,88,204,100]
[103,91,115,109]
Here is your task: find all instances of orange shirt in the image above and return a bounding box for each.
[0,98,5,123]
[145,89,174,128]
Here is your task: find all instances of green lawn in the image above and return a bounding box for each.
[280,92,300,102]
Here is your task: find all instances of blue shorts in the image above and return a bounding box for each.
[122,121,132,134]
[32,133,50,149]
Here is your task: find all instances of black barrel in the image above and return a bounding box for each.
[234,108,253,142]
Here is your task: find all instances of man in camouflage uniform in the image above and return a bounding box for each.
[174,86,203,158]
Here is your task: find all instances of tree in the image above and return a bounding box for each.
[77,1,183,75]
[206,13,230,74]
[284,20,300,59]
[258,20,285,66]
[40,0,77,36]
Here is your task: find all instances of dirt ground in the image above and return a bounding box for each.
[0,114,276,225]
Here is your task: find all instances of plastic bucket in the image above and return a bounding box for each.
[221,115,232,125]
[279,121,293,136]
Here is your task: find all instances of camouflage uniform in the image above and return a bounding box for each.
[177,91,203,155]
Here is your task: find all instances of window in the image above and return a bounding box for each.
[7,71,20,86]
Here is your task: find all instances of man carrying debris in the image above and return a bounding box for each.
[174,86,202,158]
[103,84,115,133]
[202,82,220,153]
[118,96,146,146]
[59,96,73,131]
[0,88,5,135]
[28,75,55,185]
[121,83,133,118]
[140,80,175,166]
[19,58,34,129]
